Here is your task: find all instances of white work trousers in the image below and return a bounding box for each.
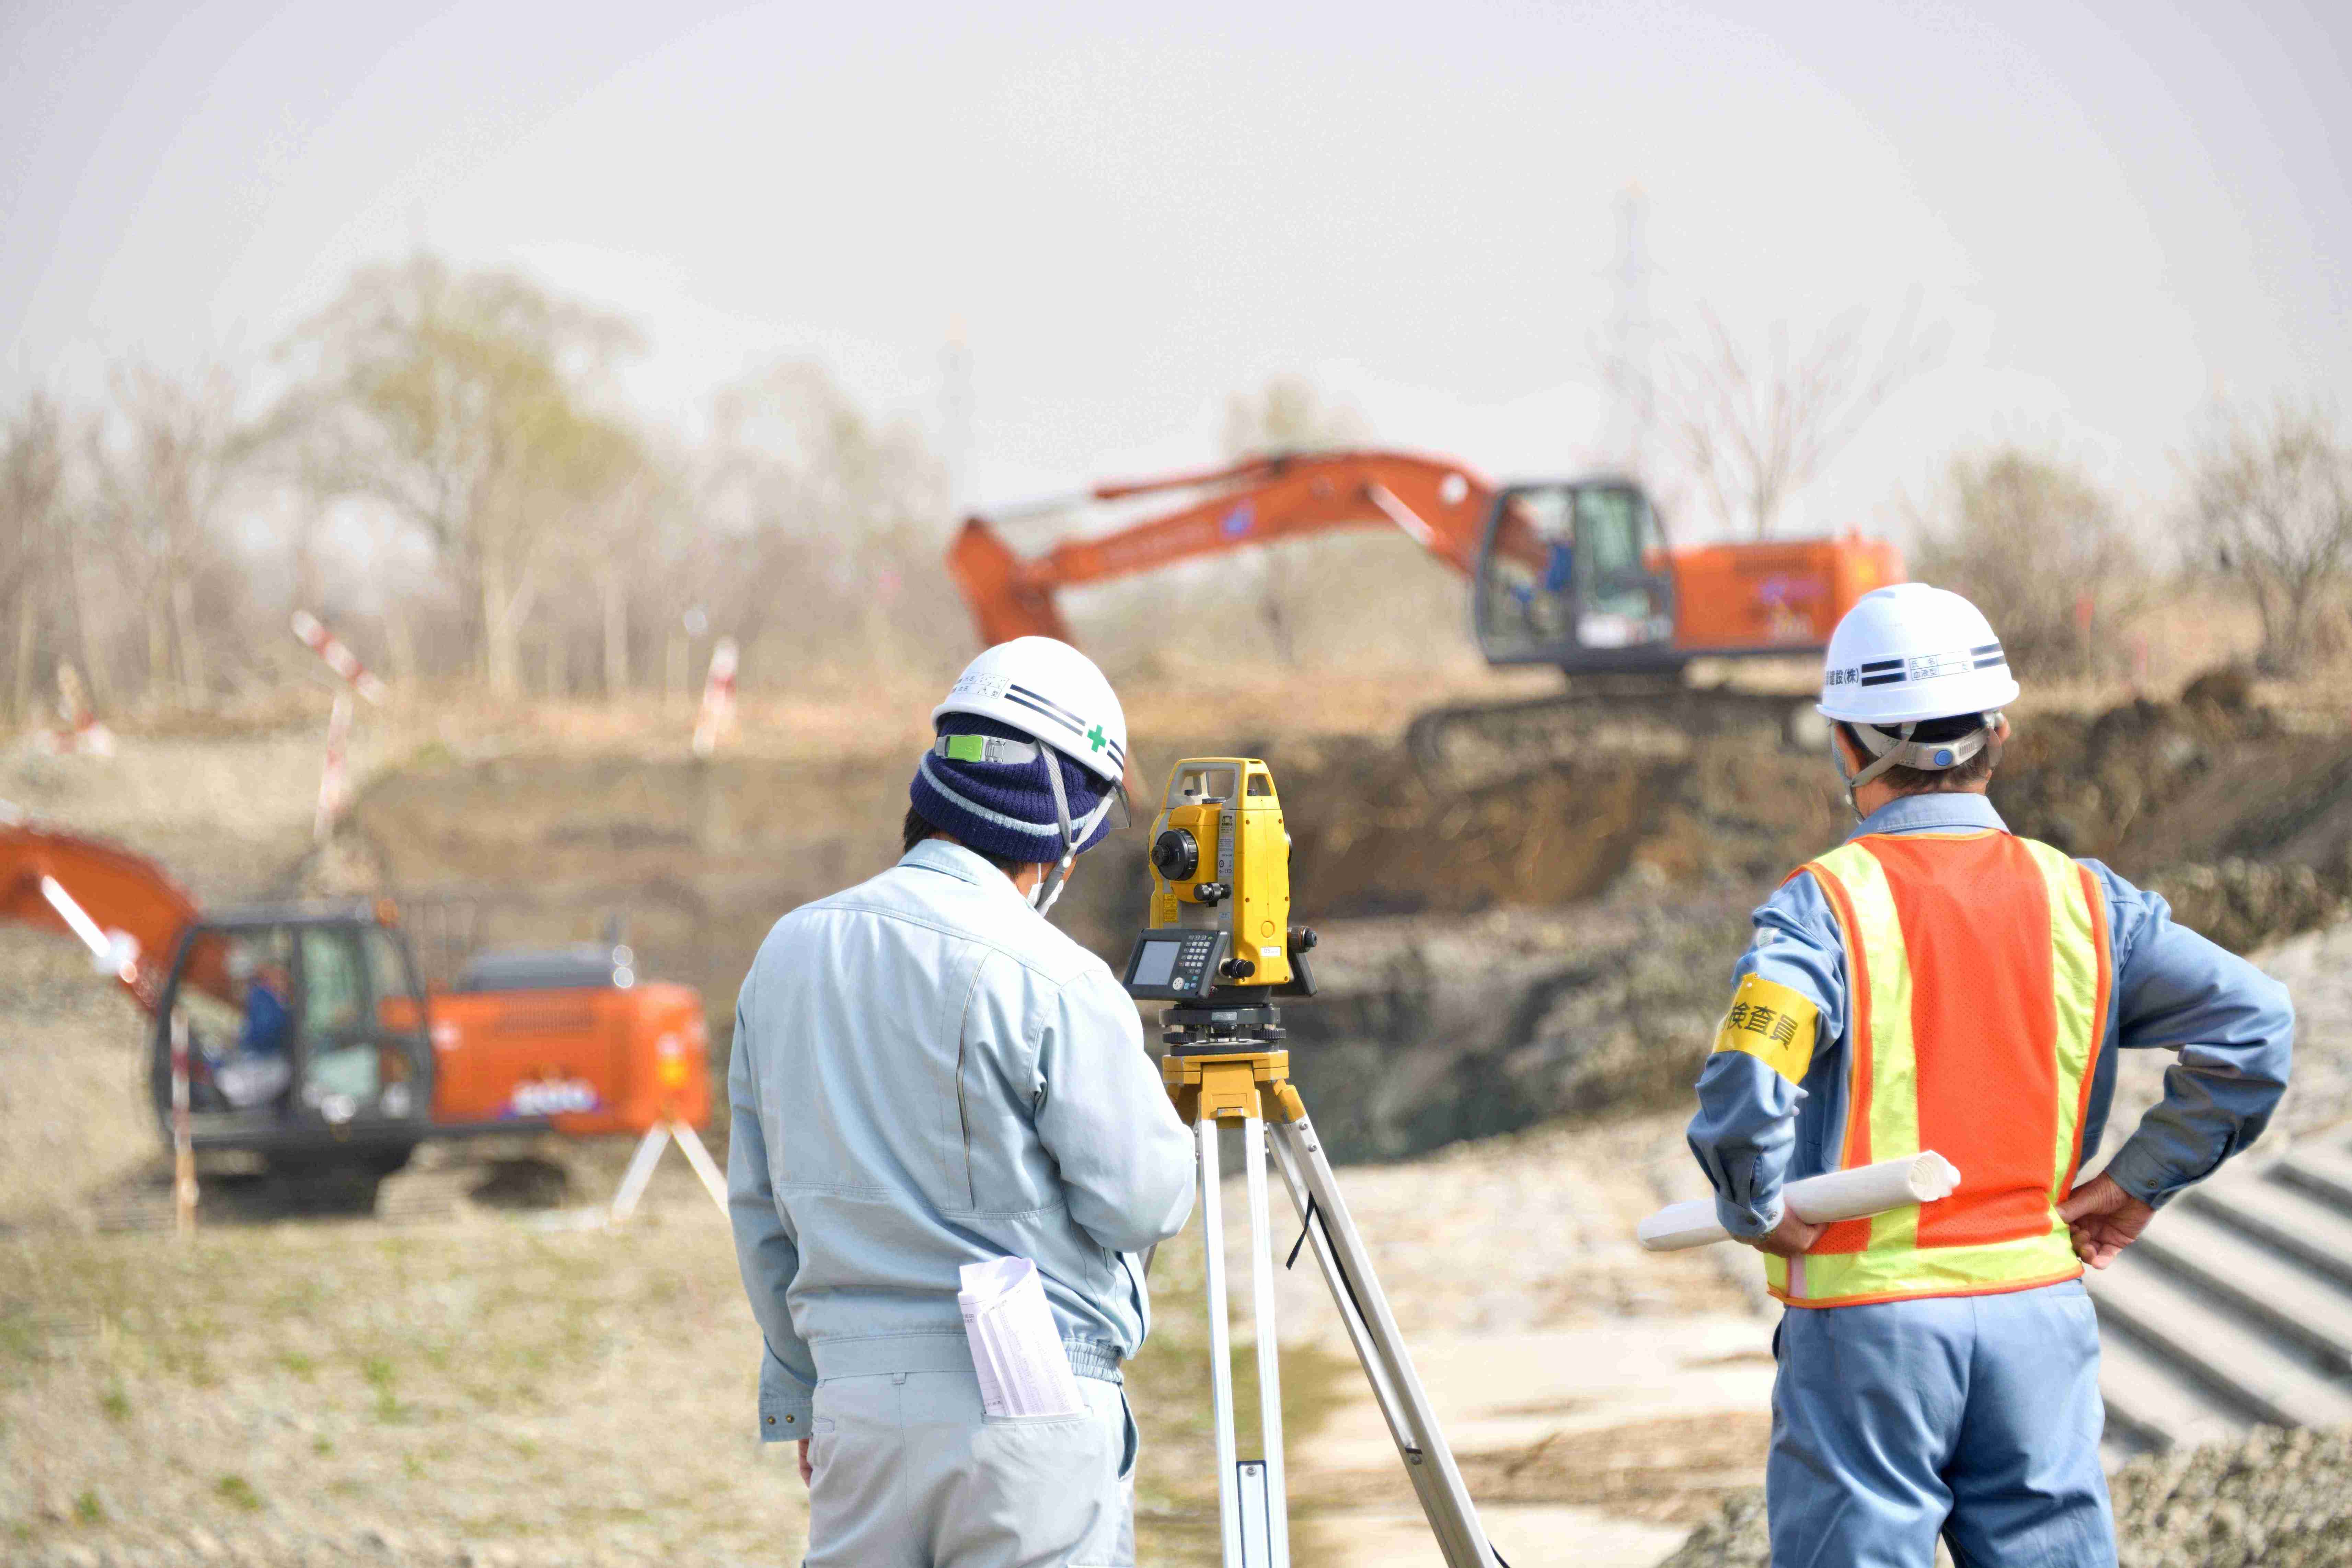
[804,1369,1135,1568]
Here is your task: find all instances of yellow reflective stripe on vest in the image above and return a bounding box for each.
[1821,839,1923,1263]
[1764,839,1916,1301]
[1766,832,2102,1307]
[2029,838,2105,1203]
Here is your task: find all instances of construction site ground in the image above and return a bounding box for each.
[9,664,2352,1567]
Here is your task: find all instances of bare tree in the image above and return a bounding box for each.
[263,255,645,695]
[1642,302,1939,539]
[0,396,72,723]
[84,366,247,709]
[1914,449,2142,678]
[698,361,953,681]
[2187,400,2352,675]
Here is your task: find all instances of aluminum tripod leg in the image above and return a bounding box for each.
[1267,1111,1500,1568]
[1198,1118,1243,1565]
[1198,1115,1294,1568]
[1243,1116,1291,1568]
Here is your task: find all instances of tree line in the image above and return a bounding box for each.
[3,254,2348,731]
[0,254,966,724]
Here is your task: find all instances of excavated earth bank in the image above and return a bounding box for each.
[324,680,2352,1165]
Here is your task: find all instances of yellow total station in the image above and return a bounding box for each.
[1122,758,1316,1002]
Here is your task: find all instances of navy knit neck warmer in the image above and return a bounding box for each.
[909,715,1116,866]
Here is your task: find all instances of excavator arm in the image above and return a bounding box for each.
[947,449,1533,646]
[0,811,208,1013]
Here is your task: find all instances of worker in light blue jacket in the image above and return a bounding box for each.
[1686,585,2293,1568]
[728,637,1195,1568]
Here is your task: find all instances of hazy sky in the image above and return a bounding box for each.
[3,0,2345,541]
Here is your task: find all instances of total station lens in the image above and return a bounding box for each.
[1151,829,1199,880]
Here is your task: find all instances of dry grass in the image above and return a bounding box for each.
[0,1188,807,1565]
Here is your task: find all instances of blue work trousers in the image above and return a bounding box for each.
[1768,1278,2115,1568]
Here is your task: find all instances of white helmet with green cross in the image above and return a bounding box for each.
[933,636,1129,786]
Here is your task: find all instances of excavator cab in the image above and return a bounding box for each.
[149,904,435,1171]
[1472,479,1679,672]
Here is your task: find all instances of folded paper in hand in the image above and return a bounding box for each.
[957,1257,1086,1418]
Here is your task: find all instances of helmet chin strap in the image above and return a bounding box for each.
[1834,713,2003,822]
[1033,749,1116,918]
[1836,719,1916,821]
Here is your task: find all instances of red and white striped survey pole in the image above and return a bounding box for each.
[692,637,738,759]
[38,872,190,1229]
[170,1012,197,1233]
[291,610,389,704]
[313,692,354,844]
[36,664,117,757]
[291,611,384,842]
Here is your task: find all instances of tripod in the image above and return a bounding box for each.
[1162,1003,1501,1568]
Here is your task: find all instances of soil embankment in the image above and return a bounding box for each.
[328,683,2352,1164]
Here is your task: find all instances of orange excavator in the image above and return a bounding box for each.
[947,449,1905,777]
[2,808,709,1186]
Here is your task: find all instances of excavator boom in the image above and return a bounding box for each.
[947,449,1508,645]
[944,446,1896,672]
[0,812,203,1012]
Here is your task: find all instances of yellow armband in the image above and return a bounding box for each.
[1710,973,1819,1084]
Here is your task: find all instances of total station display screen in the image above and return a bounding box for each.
[1131,937,1182,990]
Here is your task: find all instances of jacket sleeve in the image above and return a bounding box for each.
[725,979,819,1442]
[1033,964,1197,1255]
[1686,872,1849,1239]
[2090,864,2294,1208]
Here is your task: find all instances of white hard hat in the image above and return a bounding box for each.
[934,636,1128,786]
[1818,584,2020,726]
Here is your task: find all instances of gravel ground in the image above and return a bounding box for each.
[1662,1427,2352,1568]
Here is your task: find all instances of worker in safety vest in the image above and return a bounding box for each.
[726,637,1195,1568]
[1686,584,2293,1567]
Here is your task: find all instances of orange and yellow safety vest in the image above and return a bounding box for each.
[1766,830,2112,1308]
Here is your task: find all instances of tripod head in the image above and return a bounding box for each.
[1163,1001,1285,1056]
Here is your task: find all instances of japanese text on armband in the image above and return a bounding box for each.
[1710,972,1819,1084]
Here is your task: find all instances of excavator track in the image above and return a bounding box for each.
[1404,678,1828,792]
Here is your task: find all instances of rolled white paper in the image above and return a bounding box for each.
[1638,1151,1963,1253]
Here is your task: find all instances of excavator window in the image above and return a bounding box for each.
[172,926,298,1117]
[1477,487,1579,657]
[1473,481,1676,669]
[298,926,383,1115]
[1571,486,1674,649]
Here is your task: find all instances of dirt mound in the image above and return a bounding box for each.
[1662,1426,2352,1568]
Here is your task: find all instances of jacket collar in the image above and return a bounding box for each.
[1848,791,2008,841]
[900,836,1033,905]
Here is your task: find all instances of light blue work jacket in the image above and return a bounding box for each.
[1688,792,2294,1240]
[727,838,1197,1442]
